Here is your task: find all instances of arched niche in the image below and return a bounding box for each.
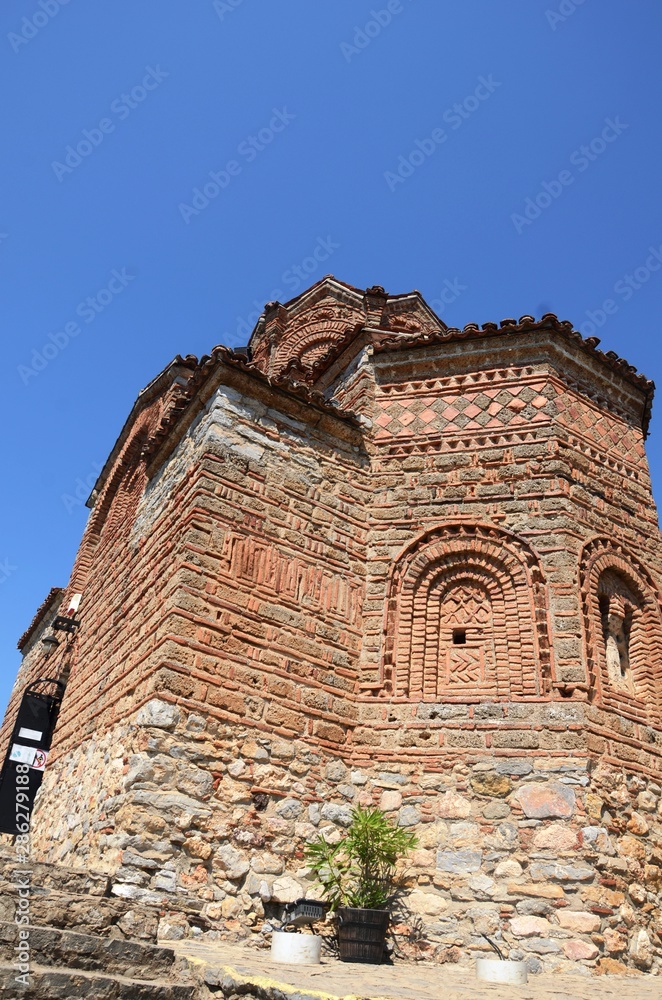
[383,523,552,699]
[580,538,662,723]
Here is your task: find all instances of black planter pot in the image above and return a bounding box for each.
[337,907,390,964]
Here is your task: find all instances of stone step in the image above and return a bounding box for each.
[0,962,201,1000]
[0,851,109,899]
[0,853,210,942]
[0,884,164,942]
[0,922,181,980]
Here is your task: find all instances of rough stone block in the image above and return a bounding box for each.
[562,939,599,961]
[437,790,472,818]
[515,781,576,819]
[470,772,512,798]
[135,700,181,730]
[557,910,601,933]
[511,915,551,937]
[436,849,482,874]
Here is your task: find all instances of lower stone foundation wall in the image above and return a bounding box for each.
[30,699,662,975]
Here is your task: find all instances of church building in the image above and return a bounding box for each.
[2,276,660,973]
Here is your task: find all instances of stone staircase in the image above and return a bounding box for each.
[1,968,194,1000]
[0,922,201,999]
[0,851,211,999]
[0,850,212,943]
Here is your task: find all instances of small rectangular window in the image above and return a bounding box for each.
[452,629,466,645]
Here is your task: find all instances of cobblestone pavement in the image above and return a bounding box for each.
[174,940,662,1000]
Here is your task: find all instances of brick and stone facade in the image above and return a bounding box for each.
[3,276,661,974]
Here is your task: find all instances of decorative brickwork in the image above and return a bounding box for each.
[384,524,551,700]
[580,537,662,725]
[3,277,662,975]
[374,367,555,445]
[249,277,443,384]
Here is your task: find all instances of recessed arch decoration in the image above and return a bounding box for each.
[272,321,354,377]
[579,537,662,723]
[382,523,552,699]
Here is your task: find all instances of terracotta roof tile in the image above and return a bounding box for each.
[17,587,63,652]
[373,312,654,432]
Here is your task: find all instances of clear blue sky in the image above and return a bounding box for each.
[2,1,662,718]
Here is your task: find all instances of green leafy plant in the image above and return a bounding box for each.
[305,806,418,911]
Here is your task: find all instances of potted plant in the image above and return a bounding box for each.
[305,805,417,964]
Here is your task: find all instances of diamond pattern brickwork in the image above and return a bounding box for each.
[555,392,646,467]
[374,369,556,444]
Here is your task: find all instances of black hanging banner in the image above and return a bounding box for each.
[0,679,64,836]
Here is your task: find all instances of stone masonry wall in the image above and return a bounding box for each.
[29,699,662,975]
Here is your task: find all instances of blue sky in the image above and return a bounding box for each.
[2,0,662,717]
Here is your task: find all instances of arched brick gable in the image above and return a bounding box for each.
[272,324,353,377]
[579,537,662,724]
[68,414,156,595]
[383,523,552,699]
